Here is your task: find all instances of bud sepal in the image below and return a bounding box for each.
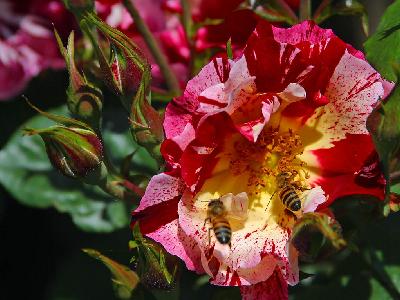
[129,223,178,290]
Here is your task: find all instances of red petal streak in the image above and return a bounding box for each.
[131,197,180,234]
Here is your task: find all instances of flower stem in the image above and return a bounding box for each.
[180,0,196,83]
[180,0,192,43]
[300,0,312,21]
[314,0,331,22]
[363,248,400,300]
[122,0,181,95]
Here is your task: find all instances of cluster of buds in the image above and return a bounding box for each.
[81,13,164,163]
[25,9,165,195]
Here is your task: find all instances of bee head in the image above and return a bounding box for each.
[208,198,225,215]
[276,171,297,187]
[208,198,222,206]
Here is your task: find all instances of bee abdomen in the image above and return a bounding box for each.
[279,185,301,212]
[212,217,232,245]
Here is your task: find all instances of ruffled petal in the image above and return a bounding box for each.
[300,50,390,151]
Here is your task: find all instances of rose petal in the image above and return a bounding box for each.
[278,83,306,103]
[240,269,288,300]
[302,186,327,213]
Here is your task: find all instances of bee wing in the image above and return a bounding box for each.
[221,192,249,220]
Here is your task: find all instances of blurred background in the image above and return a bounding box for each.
[0,0,397,299]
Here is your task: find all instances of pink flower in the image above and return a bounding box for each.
[0,0,74,100]
[133,20,392,300]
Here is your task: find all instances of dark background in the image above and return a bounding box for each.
[0,1,395,299]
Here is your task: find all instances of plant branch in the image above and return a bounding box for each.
[123,0,181,95]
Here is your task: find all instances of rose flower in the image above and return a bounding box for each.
[132,21,393,299]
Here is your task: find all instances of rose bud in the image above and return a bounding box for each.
[55,30,103,130]
[24,125,103,178]
[24,101,103,179]
[81,13,146,110]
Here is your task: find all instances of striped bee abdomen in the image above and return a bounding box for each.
[279,185,302,212]
[212,216,232,245]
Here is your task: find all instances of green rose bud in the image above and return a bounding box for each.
[55,30,103,130]
[24,101,103,179]
[25,125,103,178]
[129,224,178,290]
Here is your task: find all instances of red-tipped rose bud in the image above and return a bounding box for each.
[81,13,147,110]
[55,30,103,130]
[24,101,103,179]
[24,125,103,178]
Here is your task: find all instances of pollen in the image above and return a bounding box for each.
[229,127,310,211]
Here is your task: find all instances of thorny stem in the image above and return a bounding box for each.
[276,0,298,24]
[363,248,400,300]
[122,0,181,95]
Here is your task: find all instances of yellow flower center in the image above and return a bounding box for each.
[195,125,311,232]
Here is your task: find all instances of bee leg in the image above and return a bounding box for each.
[204,217,210,227]
[265,191,277,211]
[208,227,212,246]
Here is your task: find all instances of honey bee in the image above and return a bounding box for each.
[275,171,306,213]
[204,198,232,246]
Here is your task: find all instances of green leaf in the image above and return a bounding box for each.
[0,106,156,232]
[83,248,139,299]
[367,84,400,212]
[364,0,400,82]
